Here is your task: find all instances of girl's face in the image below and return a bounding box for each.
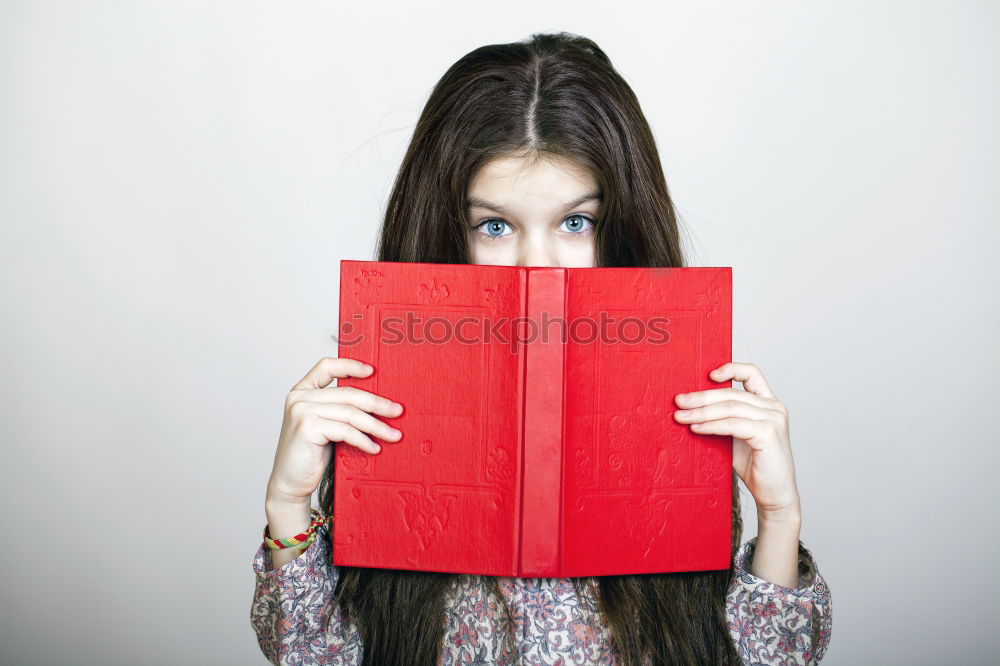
[466,153,601,268]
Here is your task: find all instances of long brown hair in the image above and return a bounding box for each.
[319,31,744,665]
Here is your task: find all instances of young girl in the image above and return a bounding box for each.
[251,32,832,666]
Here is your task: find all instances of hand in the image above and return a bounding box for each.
[672,361,800,521]
[266,356,405,506]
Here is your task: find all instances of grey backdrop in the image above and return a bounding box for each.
[1,1,997,664]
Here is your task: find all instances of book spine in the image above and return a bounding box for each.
[517,268,567,577]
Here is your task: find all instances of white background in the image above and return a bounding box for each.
[1,1,997,664]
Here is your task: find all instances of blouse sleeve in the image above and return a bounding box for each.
[250,521,364,665]
[726,536,833,666]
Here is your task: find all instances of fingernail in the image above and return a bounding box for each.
[372,444,381,453]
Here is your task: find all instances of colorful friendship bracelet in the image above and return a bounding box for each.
[263,509,326,551]
[263,508,330,552]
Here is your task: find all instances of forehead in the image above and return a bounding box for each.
[468,154,597,198]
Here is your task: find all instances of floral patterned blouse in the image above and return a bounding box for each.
[251,522,832,665]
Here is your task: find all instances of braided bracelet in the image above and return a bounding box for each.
[263,508,329,552]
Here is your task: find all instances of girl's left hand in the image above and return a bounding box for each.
[673,361,800,521]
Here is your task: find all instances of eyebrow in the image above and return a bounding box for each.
[465,191,602,215]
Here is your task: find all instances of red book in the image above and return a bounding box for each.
[333,260,732,577]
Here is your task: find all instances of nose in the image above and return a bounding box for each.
[517,237,558,268]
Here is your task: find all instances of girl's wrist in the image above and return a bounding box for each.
[756,494,802,526]
[265,478,312,509]
[264,491,313,537]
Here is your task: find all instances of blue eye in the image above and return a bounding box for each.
[560,214,594,234]
[474,219,511,240]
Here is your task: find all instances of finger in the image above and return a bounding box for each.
[673,399,781,425]
[690,417,773,446]
[675,387,778,411]
[708,362,776,400]
[289,386,404,418]
[309,417,382,455]
[311,402,403,443]
[292,356,373,391]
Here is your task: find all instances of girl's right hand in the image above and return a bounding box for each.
[265,356,404,505]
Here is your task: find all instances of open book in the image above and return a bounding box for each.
[332,260,732,577]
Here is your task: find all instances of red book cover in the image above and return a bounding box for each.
[333,259,732,577]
